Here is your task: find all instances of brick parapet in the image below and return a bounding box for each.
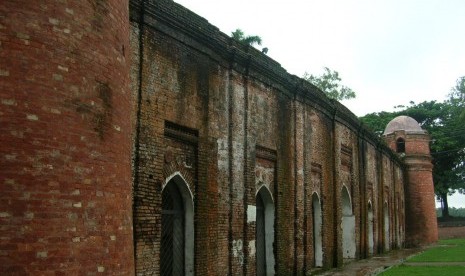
[127,0,405,164]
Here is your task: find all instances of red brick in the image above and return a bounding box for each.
[0,0,133,274]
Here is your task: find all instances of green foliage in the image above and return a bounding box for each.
[303,67,356,101]
[360,76,465,216]
[449,76,465,122]
[231,28,262,47]
[357,111,397,136]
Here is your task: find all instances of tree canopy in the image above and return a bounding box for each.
[360,76,465,217]
[303,67,356,101]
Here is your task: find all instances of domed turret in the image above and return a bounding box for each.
[383,116,438,246]
[384,115,425,135]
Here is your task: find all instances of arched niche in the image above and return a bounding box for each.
[384,201,390,252]
[396,137,405,153]
[256,185,275,275]
[367,201,374,255]
[341,185,356,259]
[161,172,194,276]
[312,193,323,267]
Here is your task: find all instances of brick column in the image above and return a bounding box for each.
[403,135,438,246]
[0,1,134,274]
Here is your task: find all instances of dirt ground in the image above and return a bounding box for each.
[438,226,465,239]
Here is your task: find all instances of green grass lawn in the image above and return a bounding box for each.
[379,239,465,275]
[380,265,465,276]
[406,238,465,262]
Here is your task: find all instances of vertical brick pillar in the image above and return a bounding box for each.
[384,116,438,247]
[0,1,134,274]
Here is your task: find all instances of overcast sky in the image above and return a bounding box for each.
[173,0,465,208]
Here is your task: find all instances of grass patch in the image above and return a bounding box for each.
[437,238,465,246]
[380,265,465,276]
[406,238,465,262]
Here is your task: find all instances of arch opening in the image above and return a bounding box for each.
[312,193,323,267]
[396,138,405,153]
[256,186,275,275]
[384,201,390,252]
[161,173,194,276]
[341,185,356,259]
[367,201,374,255]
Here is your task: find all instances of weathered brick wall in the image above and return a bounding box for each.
[0,0,133,274]
[365,142,380,253]
[129,0,407,275]
[0,0,417,275]
[335,123,361,263]
[309,109,335,269]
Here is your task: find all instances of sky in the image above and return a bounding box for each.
[173,0,465,208]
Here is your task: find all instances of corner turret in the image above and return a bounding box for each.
[384,116,438,246]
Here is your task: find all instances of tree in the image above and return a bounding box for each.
[449,76,465,124]
[303,67,356,101]
[231,28,262,47]
[359,77,465,217]
[357,111,397,136]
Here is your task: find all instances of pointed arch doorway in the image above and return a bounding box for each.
[160,173,194,276]
[256,186,275,275]
[384,201,390,252]
[368,201,374,255]
[341,185,356,260]
[312,193,323,267]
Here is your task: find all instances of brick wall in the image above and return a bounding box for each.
[129,1,407,274]
[0,0,133,274]
[1,0,412,274]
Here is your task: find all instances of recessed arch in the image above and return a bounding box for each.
[341,185,356,259]
[396,199,401,248]
[312,192,323,267]
[367,201,374,255]
[256,185,275,275]
[396,137,405,153]
[384,201,390,252]
[163,172,195,205]
[161,172,194,276]
[255,184,274,203]
[342,185,353,216]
